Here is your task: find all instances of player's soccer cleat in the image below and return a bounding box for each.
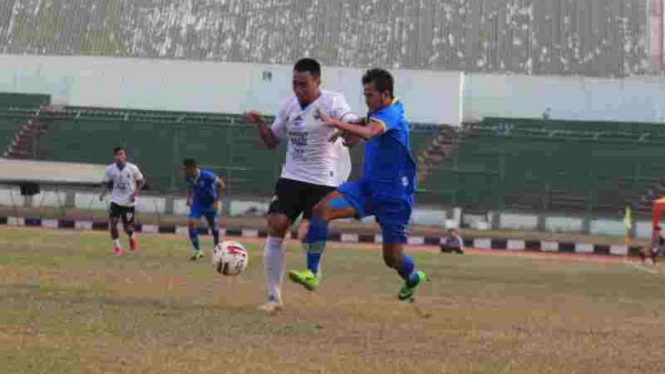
[114,246,124,257]
[129,238,139,252]
[288,269,320,291]
[190,251,204,261]
[398,271,427,302]
[257,297,284,313]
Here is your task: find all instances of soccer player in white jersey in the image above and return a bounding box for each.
[99,147,146,257]
[245,58,359,312]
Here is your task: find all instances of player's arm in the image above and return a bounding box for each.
[340,118,365,147]
[134,178,146,198]
[319,109,385,140]
[327,96,363,147]
[133,168,146,201]
[244,110,280,150]
[212,176,225,210]
[186,189,193,207]
[99,169,112,201]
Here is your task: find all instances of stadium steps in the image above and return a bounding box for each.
[416,124,468,184]
[4,106,63,159]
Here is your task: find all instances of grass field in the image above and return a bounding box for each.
[1,227,664,374]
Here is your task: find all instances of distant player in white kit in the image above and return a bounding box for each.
[99,147,146,257]
[244,58,359,312]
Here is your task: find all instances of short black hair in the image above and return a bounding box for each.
[362,68,394,97]
[294,58,321,78]
[113,147,124,154]
[183,158,197,168]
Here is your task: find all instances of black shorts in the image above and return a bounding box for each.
[109,202,136,225]
[268,178,336,223]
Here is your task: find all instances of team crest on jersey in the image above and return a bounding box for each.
[293,115,304,127]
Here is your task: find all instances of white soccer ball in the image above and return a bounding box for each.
[213,241,248,276]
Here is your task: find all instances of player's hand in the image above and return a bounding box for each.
[131,192,139,203]
[98,194,105,202]
[342,131,362,147]
[212,200,221,212]
[244,111,265,126]
[317,109,335,127]
[186,199,192,207]
[328,129,344,143]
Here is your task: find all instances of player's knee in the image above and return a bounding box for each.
[267,214,289,237]
[187,219,198,228]
[383,251,400,269]
[312,201,331,221]
[382,243,402,269]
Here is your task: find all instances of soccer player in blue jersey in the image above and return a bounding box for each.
[183,158,225,261]
[288,68,427,301]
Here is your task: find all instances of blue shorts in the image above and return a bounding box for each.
[337,180,413,244]
[188,203,219,220]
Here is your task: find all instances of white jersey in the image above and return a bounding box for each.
[271,90,358,187]
[103,162,144,207]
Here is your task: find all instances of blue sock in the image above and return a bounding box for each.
[211,229,220,246]
[307,252,322,274]
[304,217,329,275]
[397,254,419,286]
[188,226,200,251]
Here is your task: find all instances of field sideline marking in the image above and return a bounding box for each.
[628,262,660,275]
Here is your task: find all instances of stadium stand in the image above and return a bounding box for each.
[0,93,52,158]
[3,102,662,217]
[0,0,651,77]
[420,118,665,215]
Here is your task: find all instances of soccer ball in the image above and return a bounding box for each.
[213,241,248,276]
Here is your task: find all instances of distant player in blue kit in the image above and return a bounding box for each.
[289,68,427,301]
[183,158,225,261]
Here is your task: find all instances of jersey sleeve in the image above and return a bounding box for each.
[332,95,359,123]
[202,170,217,185]
[132,165,144,181]
[102,167,112,183]
[369,109,399,133]
[270,102,289,139]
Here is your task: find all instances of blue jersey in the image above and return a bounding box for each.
[186,169,218,207]
[362,99,416,198]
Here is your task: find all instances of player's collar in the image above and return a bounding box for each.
[297,92,322,112]
[369,97,400,115]
[193,170,201,183]
[115,162,125,171]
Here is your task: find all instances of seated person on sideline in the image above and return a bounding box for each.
[440,228,465,254]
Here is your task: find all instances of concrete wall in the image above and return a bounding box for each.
[464,74,665,123]
[3,54,665,124]
[0,54,464,125]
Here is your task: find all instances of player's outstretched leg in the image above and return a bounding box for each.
[259,213,289,312]
[383,243,426,301]
[289,191,356,291]
[188,218,204,261]
[109,216,123,257]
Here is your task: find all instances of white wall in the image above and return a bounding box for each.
[0,54,464,125]
[2,54,664,124]
[465,74,665,123]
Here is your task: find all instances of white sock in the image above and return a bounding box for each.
[264,236,285,302]
[113,239,121,248]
